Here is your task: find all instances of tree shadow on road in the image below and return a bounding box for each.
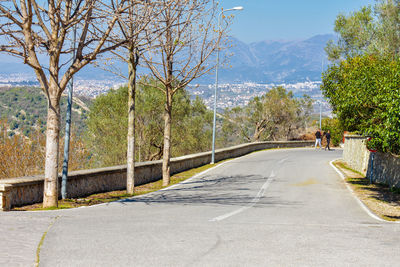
[120,174,301,208]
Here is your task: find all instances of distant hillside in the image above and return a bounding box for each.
[0,87,91,136]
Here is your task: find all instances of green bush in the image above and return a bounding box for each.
[321,55,400,154]
[321,118,343,146]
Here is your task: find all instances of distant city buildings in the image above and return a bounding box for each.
[187,81,328,114]
[0,73,330,115]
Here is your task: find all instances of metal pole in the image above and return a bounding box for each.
[211,12,221,164]
[370,153,374,184]
[210,6,242,164]
[319,101,322,129]
[61,25,76,199]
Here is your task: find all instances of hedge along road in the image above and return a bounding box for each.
[33,148,400,266]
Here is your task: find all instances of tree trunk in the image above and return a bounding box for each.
[162,91,173,186]
[252,121,266,141]
[43,93,60,208]
[126,50,138,195]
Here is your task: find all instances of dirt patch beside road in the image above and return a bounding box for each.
[334,160,400,221]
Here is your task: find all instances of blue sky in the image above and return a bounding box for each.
[218,0,376,43]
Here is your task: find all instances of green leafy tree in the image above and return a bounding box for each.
[85,88,129,167]
[321,118,344,146]
[85,80,213,167]
[321,54,400,153]
[221,87,312,144]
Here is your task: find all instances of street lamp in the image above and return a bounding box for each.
[61,24,77,199]
[315,100,322,129]
[211,6,243,164]
[319,101,322,129]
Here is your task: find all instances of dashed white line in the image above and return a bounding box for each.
[278,157,289,164]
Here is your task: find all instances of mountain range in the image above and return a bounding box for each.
[0,34,335,84]
[206,34,335,84]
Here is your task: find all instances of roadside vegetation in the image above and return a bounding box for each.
[220,86,313,147]
[321,118,343,147]
[0,120,91,179]
[85,78,213,167]
[0,87,90,136]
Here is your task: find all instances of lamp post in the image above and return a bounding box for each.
[211,6,243,164]
[61,25,77,199]
[319,101,322,129]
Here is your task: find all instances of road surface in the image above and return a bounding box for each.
[2,148,400,266]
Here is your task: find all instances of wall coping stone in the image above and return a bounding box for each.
[0,140,313,186]
[344,135,368,139]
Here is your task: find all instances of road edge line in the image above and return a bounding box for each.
[329,159,399,224]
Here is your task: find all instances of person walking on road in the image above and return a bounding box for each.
[315,129,322,149]
[324,130,331,151]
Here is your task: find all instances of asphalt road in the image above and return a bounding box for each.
[2,148,400,266]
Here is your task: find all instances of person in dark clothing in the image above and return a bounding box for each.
[315,129,322,149]
[323,130,331,150]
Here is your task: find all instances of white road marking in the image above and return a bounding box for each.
[278,157,289,164]
[330,159,399,224]
[209,170,276,222]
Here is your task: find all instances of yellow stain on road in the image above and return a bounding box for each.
[292,178,318,186]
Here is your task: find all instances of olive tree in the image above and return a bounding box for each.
[326,0,400,61]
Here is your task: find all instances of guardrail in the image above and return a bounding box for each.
[0,141,313,211]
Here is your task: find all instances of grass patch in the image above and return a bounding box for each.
[333,160,400,222]
[334,161,365,177]
[13,159,232,211]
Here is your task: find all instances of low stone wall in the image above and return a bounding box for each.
[0,141,313,211]
[367,152,400,189]
[343,135,400,189]
[343,135,370,174]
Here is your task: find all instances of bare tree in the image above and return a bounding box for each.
[97,0,164,195]
[0,0,128,207]
[142,0,227,186]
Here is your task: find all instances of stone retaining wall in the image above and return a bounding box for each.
[343,135,370,174]
[0,141,313,211]
[343,135,400,189]
[367,152,400,189]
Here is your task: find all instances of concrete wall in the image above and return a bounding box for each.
[343,135,400,189]
[0,141,313,211]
